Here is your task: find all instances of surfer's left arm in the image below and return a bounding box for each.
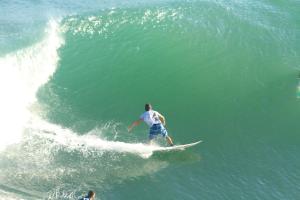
[128,119,142,132]
[158,113,166,126]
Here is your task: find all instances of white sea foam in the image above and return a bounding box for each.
[0,20,64,151]
[28,116,161,159]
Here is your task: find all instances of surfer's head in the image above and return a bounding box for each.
[87,191,95,198]
[145,103,152,111]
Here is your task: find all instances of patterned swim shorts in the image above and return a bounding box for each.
[149,124,168,140]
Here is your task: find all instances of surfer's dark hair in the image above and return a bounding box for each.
[145,103,152,111]
[87,191,95,198]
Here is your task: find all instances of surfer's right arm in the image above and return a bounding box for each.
[128,119,142,132]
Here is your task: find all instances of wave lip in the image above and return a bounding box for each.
[0,20,64,151]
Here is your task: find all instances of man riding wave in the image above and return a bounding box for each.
[128,104,174,146]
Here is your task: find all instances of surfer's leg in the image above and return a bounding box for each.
[160,124,174,146]
[148,139,154,145]
[148,132,156,145]
[166,136,174,146]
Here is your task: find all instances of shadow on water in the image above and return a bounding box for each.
[150,149,201,164]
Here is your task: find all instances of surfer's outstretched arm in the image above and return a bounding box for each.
[128,119,142,132]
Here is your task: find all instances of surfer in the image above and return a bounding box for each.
[128,103,174,146]
[80,191,95,200]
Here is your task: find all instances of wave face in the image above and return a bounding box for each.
[1,0,300,199]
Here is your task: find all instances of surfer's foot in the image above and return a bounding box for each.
[169,143,174,146]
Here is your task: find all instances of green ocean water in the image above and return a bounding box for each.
[0,0,300,199]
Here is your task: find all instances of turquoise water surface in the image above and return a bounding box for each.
[0,0,299,199]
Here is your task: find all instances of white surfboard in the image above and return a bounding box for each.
[152,140,202,152]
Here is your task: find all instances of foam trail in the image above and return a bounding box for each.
[0,20,64,151]
[28,117,162,158]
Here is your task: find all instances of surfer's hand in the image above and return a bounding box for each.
[127,126,132,132]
